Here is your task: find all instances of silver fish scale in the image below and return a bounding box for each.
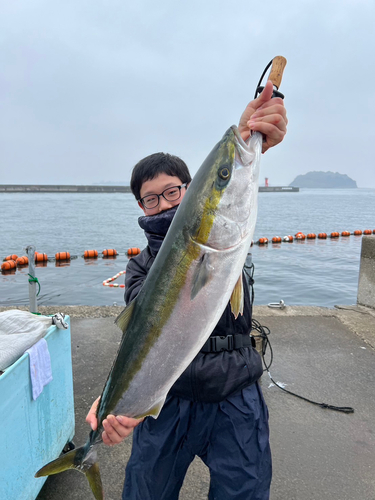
[110,128,262,420]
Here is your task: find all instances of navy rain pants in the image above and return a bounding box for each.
[122,382,271,500]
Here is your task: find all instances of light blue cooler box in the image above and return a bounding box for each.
[0,316,75,500]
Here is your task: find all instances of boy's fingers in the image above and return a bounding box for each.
[249,102,287,122]
[101,431,113,446]
[103,416,132,445]
[255,122,286,153]
[89,397,100,413]
[110,415,144,435]
[85,396,100,430]
[238,82,286,141]
[86,414,97,431]
[102,419,123,444]
[117,415,145,432]
[251,80,274,110]
[101,415,145,446]
[248,113,287,132]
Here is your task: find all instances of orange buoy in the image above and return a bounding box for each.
[363,229,372,235]
[272,236,282,244]
[35,252,48,262]
[318,233,327,239]
[258,238,269,245]
[55,252,71,261]
[283,235,293,242]
[16,256,29,266]
[341,231,351,237]
[353,230,362,236]
[84,250,98,259]
[102,249,118,257]
[330,232,340,238]
[127,247,141,256]
[1,260,16,271]
[295,233,306,240]
[307,233,316,239]
[4,254,18,262]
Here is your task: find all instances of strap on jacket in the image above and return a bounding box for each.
[200,334,254,353]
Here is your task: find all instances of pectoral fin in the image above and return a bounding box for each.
[230,274,244,319]
[191,253,214,300]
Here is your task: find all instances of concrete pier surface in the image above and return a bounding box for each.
[1,304,374,500]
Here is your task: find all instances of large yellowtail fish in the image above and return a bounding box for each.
[35,125,262,499]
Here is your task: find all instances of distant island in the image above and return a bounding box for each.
[289,171,357,188]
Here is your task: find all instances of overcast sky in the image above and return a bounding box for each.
[1,0,374,188]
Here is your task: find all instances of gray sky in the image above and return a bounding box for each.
[1,0,374,187]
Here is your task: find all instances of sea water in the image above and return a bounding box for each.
[0,189,374,307]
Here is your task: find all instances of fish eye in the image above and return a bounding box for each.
[219,167,230,180]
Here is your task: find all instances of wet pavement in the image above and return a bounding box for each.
[5,304,372,500]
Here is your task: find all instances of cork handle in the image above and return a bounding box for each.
[268,56,287,89]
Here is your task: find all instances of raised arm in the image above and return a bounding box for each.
[238,80,287,153]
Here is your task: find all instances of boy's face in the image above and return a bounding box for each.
[138,173,188,216]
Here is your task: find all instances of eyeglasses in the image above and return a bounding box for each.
[139,183,188,209]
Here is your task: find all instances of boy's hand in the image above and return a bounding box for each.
[238,80,288,153]
[86,397,144,446]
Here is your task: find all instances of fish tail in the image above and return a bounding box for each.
[35,445,103,500]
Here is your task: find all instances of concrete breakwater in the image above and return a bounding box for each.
[0,184,132,193]
[259,186,299,192]
[0,184,299,193]
[358,235,375,309]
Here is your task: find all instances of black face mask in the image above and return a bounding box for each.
[138,205,179,256]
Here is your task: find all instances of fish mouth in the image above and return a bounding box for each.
[230,125,259,167]
[231,125,249,147]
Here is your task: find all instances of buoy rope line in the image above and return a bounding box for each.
[103,270,126,288]
[1,248,142,273]
[255,229,375,246]
[1,230,373,273]
[47,255,79,262]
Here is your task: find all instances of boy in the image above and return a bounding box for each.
[87,80,288,499]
